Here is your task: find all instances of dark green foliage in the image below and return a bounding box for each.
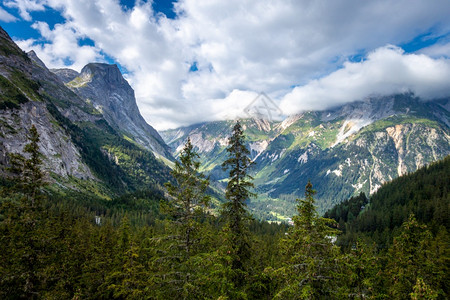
[336,155,450,248]
[1,161,449,299]
[45,101,171,193]
[324,192,368,226]
[149,138,212,298]
[0,75,29,109]
[221,121,256,290]
[164,138,210,253]
[0,125,47,298]
[6,125,45,204]
[274,182,341,299]
[385,215,444,299]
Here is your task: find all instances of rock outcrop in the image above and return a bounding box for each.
[54,63,172,160]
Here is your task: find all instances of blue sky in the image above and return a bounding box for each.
[1,0,450,130]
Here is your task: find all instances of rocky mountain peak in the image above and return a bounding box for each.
[51,68,79,83]
[81,63,126,86]
[27,50,47,69]
[54,62,172,159]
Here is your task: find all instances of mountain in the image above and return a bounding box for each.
[51,63,172,160]
[325,155,450,248]
[0,26,171,197]
[162,94,450,220]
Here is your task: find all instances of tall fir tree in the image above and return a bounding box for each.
[151,138,211,298]
[1,124,46,298]
[164,137,210,260]
[7,124,45,206]
[275,181,340,299]
[386,214,444,299]
[221,121,255,290]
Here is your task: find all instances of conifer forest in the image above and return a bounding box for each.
[1,122,448,299]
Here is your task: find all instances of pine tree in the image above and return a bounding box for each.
[336,240,381,298]
[151,138,211,298]
[0,125,46,298]
[221,121,255,289]
[275,181,340,299]
[7,124,45,206]
[386,214,444,299]
[164,137,210,260]
[105,216,150,299]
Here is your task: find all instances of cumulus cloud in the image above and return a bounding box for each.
[139,89,259,130]
[0,6,17,22]
[5,0,450,129]
[4,0,45,21]
[15,21,104,71]
[280,46,450,113]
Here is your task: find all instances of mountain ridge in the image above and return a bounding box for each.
[0,25,171,197]
[51,63,172,160]
[162,94,450,219]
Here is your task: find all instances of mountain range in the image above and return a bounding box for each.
[162,94,450,219]
[0,25,449,220]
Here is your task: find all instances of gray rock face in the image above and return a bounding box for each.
[1,25,172,191]
[55,63,172,159]
[51,68,79,83]
[27,50,47,69]
[0,102,94,179]
[0,28,95,180]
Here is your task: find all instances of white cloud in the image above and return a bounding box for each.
[4,0,45,21]
[16,21,103,71]
[5,0,450,130]
[139,89,258,130]
[0,6,17,22]
[280,45,450,113]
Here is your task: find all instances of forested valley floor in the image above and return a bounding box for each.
[0,125,448,299]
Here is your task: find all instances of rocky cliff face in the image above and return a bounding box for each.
[53,63,172,160]
[0,25,171,193]
[50,68,79,83]
[162,94,450,218]
[0,101,93,179]
[0,27,94,180]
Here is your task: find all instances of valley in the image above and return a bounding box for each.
[162,94,450,219]
[0,13,449,299]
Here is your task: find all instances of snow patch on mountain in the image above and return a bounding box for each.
[333,169,342,177]
[333,118,373,147]
[298,152,308,164]
[279,114,302,131]
[352,180,366,190]
[249,140,269,160]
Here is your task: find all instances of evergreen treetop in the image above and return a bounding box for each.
[221,121,256,291]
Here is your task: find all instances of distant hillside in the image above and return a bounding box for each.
[325,155,450,248]
[162,94,450,220]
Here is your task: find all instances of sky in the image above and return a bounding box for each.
[1,0,450,130]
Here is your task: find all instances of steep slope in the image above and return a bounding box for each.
[161,118,278,178]
[0,26,171,196]
[262,95,449,211]
[325,155,450,247]
[52,63,172,160]
[0,26,93,180]
[162,94,450,219]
